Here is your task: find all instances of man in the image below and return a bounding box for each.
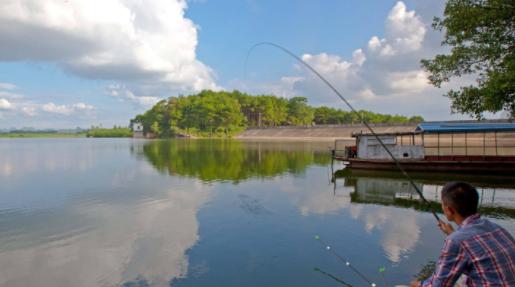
[411,182,515,287]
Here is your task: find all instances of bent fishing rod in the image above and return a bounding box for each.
[247,42,440,222]
[314,266,354,287]
[315,235,376,286]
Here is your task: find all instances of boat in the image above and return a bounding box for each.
[332,121,515,175]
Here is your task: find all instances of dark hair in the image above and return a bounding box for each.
[441,182,479,217]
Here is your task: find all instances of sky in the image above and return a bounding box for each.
[0,0,493,129]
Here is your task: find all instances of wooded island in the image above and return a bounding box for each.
[131,90,424,137]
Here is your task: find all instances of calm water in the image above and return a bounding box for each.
[0,138,514,287]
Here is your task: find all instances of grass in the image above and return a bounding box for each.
[86,127,133,138]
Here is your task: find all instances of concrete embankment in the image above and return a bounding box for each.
[236,123,418,141]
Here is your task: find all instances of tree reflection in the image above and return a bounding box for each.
[134,140,331,183]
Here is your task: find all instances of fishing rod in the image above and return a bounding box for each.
[313,267,354,287]
[315,235,377,287]
[246,42,440,222]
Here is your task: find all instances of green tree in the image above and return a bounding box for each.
[287,97,314,125]
[131,90,424,138]
[421,0,514,118]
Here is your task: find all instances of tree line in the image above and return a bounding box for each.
[131,90,424,137]
[87,126,132,138]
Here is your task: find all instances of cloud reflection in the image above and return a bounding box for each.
[0,184,211,287]
[289,173,422,263]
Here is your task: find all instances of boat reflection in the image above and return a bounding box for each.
[335,169,515,219]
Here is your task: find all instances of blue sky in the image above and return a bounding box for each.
[0,0,480,129]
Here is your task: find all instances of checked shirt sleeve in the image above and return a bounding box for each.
[420,238,467,287]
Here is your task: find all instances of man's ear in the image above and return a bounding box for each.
[446,205,456,217]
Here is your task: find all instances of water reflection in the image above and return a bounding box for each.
[0,139,212,287]
[0,186,210,287]
[327,168,515,263]
[1,139,514,287]
[337,169,515,219]
[134,140,331,183]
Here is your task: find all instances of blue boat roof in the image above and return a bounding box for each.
[416,122,515,133]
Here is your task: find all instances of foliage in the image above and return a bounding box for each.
[313,106,424,124]
[87,126,133,138]
[287,97,314,125]
[132,90,424,138]
[421,0,515,118]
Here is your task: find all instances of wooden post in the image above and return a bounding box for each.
[465,132,468,156]
[437,132,440,158]
[483,131,486,157]
[451,132,454,155]
[495,131,498,156]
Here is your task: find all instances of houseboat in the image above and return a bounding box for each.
[332,121,515,175]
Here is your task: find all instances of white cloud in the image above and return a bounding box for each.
[0,98,13,110]
[41,102,95,115]
[0,0,218,93]
[244,1,471,120]
[107,84,161,107]
[20,106,38,116]
[0,83,23,99]
[352,49,366,66]
[0,83,17,90]
[0,83,97,123]
[368,1,426,57]
[0,91,24,99]
[388,70,429,94]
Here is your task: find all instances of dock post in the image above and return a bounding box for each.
[451,132,454,156]
[483,131,486,158]
[495,131,498,156]
[465,132,468,156]
[437,132,440,159]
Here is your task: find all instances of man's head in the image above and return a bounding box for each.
[441,182,479,222]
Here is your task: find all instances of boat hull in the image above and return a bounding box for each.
[345,157,515,175]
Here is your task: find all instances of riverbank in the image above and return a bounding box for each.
[235,123,417,141]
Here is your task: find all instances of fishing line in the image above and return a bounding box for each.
[315,235,376,286]
[314,267,354,287]
[246,42,440,222]
[379,266,388,287]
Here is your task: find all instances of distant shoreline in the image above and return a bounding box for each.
[0,132,87,138]
[0,123,419,140]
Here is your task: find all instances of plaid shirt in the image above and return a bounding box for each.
[421,214,515,287]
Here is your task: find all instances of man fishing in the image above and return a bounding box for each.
[411,182,515,287]
[248,43,515,286]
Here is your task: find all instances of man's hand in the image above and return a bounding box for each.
[410,279,421,287]
[438,220,454,235]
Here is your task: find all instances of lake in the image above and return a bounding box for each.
[0,138,514,287]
